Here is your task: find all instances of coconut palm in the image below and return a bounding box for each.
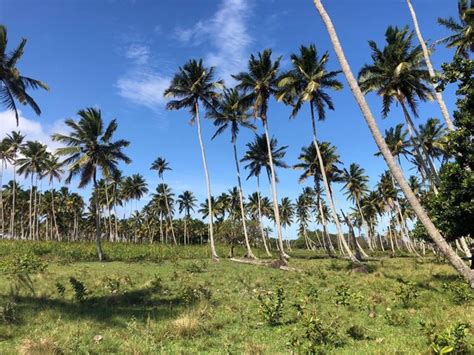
[246,192,271,255]
[375,124,412,164]
[279,197,295,250]
[209,88,257,258]
[164,59,223,260]
[341,163,372,250]
[0,140,9,236]
[241,134,288,255]
[405,0,455,131]
[0,25,49,125]
[418,118,447,163]
[358,25,438,185]
[177,190,197,245]
[52,107,131,261]
[42,153,63,240]
[438,0,474,58]
[151,157,177,245]
[277,43,352,258]
[312,0,472,285]
[17,140,48,240]
[3,131,24,237]
[233,49,289,261]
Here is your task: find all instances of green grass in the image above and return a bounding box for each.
[0,241,472,354]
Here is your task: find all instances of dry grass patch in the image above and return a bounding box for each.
[172,314,200,338]
[18,337,63,355]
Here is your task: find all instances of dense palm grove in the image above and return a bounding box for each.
[0,1,473,286]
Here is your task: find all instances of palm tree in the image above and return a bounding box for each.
[233,49,289,261]
[246,192,271,255]
[17,140,48,240]
[127,174,148,212]
[209,88,257,258]
[241,134,288,256]
[294,140,356,259]
[418,118,447,163]
[405,0,455,131]
[3,131,25,237]
[151,157,177,245]
[42,153,63,240]
[164,59,223,260]
[52,107,131,261]
[375,124,412,165]
[177,190,197,245]
[279,197,295,250]
[277,44,351,258]
[0,25,49,125]
[438,0,474,58]
[358,25,439,186]
[312,0,473,285]
[341,163,372,250]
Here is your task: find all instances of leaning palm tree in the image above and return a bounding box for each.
[358,25,438,186]
[341,163,372,250]
[177,190,197,245]
[312,0,473,286]
[437,0,474,58]
[3,131,25,237]
[52,107,131,261]
[41,153,63,240]
[164,59,223,260]
[0,25,49,125]
[17,140,48,240]
[209,88,257,259]
[233,49,289,261]
[277,44,351,260]
[151,157,177,245]
[0,140,9,237]
[405,0,455,131]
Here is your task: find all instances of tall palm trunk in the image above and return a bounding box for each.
[104,179,113,242]
[233,142,256,258]
[309,104,358,262]
[93,174,104,261]
[355,196,374,251]
[261,115,288,261]
[195,102,219,260]
[256,176,272,256]
[28,174,33,240]
[50,184,60,241]
[0,162,4,237]
[406,0,455,131]
[313,0,473,286]
[162,177,177,245]
[10,166,17,239]
[316,192,335,256]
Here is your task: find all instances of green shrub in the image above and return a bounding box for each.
[420,321,471,354]
[258,287,285,326]
[442,281,473,305]
[289,316,344,353]
[384,308,408,327]
[69,277,87,303]
[396,281,419,308]
[180,284,212,304]
[347,325,368,340]
[334,285,364,308]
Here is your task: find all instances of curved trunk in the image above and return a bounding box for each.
[406,0,455,131]
[310,104,358,262]
[312,0,474,286]
[256,176,272,256]
[317,192,335,256]
[355,196,374,251]
[195,102,219,260]
[162,177,177,245]
[261,115,288,261]
[233,142,256,258]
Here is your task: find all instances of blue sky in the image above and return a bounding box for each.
[0,0,459,235]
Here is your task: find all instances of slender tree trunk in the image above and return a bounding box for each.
[317,193,335,256]
[405,0,455,131]
[312,0,474,286]
[355,197,374,251]
[162,177,177,245]
[50,185,60,241]
[233,142,256,258]
[28,174,33,240]
[310,104,358,262]
[10,166,17,239]
[104,179,113,242]
[195,102,219,260]
[261,115,288,261]
[93,174,104,261]
[256,176,272,256]
[0,162,4,237]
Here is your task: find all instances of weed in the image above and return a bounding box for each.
[384,308,408,327]
[258,287,285,326]
[0,301,17,324]
[420,320,471,354]
[442,281,473,305]
[289,316,344,353]
[396,281,419,308]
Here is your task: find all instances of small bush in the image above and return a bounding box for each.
[289,316,344,353]
[347,325,368,340]
[180,284,212,304]
[442,281,473,305]
[185,261,208,273]
[334,285,364,308]
[0,302,17,324]
[172,314,200,338]
[396,281,419,308]
[258,287,285,326]
[69,277,87,303]
[420,321,471,354]
[384,308,408,327]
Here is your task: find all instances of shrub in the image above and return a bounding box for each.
[69,277,87,303]
[420,321,471,354]
[442,281,473,305]
[334,285,364,308]
[0,302,17,324]
[347,325,368,341]
[289,316,344,353]
[384,308,408,327]
[180,284,212,304]
[395,281,419,308]
[258,287,285,326]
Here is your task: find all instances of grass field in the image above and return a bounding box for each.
[0,242,472,354]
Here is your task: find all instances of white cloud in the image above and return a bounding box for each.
[174,0,252,83]
[125,43,150,65]
[116,70,170,110]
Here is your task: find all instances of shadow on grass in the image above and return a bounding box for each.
[0,286,190,328]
